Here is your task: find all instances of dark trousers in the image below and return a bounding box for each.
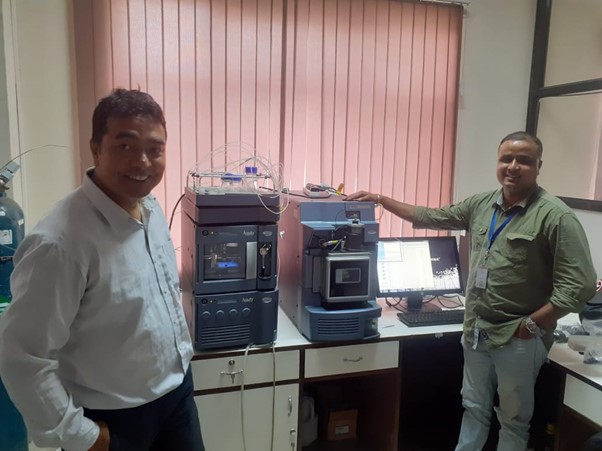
[84,368,204,451]
[584,432,602,451]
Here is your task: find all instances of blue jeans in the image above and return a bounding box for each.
[84,368,204,451]
[583,431,602,451]
[455,333,548,451]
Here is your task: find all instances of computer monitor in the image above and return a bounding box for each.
[376,236,464,310]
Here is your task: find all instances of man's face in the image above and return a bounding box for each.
[496,139,542,202]
[90,116,166,210]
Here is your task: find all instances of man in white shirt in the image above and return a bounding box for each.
[0,89,204,451]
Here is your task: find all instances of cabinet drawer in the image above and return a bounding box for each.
[563,374,602,427]
[304,341,398,378]
[191,350,300,390]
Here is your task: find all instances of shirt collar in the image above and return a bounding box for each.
[81,168,156,232]
[493,185,540,213]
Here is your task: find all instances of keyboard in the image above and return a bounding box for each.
[397,309,465,327]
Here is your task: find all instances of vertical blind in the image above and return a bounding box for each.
[74,0,462,245]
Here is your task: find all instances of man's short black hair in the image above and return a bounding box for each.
[499,131,543,158]
[91,88,166,144]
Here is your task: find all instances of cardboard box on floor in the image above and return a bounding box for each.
[327,408,358,441]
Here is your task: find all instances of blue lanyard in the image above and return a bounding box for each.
[487,209,515,252]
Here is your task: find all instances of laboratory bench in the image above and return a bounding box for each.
[546,340,602,450]
[189,302,602,451]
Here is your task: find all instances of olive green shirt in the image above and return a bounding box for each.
[413,187,597,350]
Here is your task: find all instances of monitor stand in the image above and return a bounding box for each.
[406,293,424,311]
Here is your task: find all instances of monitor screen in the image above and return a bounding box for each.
[376,236,464,306]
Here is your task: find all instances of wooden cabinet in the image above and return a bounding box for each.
[190,340,402,451]
[191,349,300,451]
[562,374,602,428]
[556,374,602,450]
[398,334,464,450]
[302,341,400,451]
[536,343,602,451]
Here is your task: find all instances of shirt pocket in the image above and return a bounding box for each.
[471,223,489,254]
[505,232,535,264]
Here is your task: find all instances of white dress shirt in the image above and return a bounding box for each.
[0,170,193,451]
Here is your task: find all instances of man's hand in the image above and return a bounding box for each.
[514,319,536,339]
[344,191,416,222]
[345,191,377,202]
[88,421,110,451]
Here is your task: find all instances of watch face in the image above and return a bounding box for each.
[525,317,539,335]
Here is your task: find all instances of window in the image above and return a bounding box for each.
[527,0,602,209]
[74,0,463,244]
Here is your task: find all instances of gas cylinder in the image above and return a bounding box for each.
[0,190,27,451]
[0,191,24,313]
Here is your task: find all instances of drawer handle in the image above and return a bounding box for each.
[220,359,243,384]
[343,356,363,363]
[220,369,243,384]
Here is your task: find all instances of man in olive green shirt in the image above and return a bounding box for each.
[346,131,596,451]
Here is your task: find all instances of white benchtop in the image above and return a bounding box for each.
[277,302,602,395]
[270,298,464,351]
[376,299,464,339]
[199,302,602,396]
[547,313,602,390]
[548,343,602,391]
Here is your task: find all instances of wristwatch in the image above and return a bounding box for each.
[524,316,542,336]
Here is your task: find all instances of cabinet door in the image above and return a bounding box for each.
[195,384,299,451]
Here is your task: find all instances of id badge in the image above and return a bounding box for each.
[475,267,488,289]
